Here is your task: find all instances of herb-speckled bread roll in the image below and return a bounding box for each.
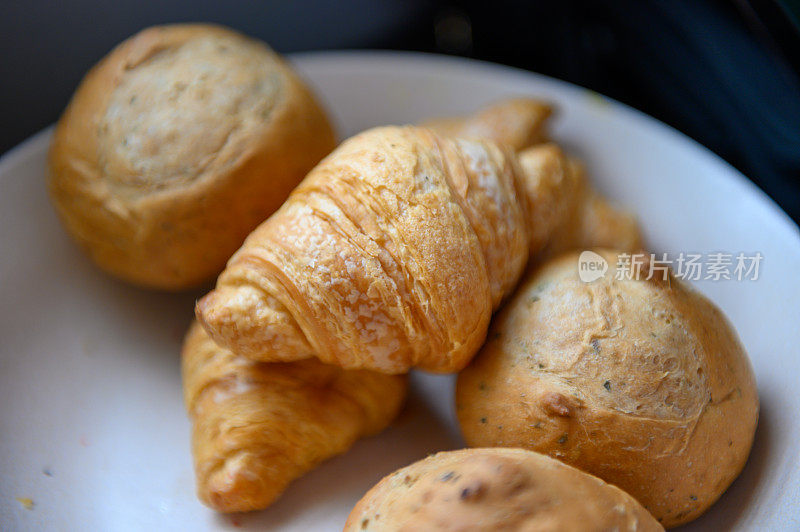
[48,24,336,290]
[456,249,758,527]
[343,448,663,531]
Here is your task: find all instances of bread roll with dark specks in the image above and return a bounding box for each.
[48,23,336,290]
[456,249,758,527]
[343,448,663,531]
[182,322,406,512]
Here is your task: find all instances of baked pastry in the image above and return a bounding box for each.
[421,98,552,151]
[197,126,545,374]
[182,321,406,512]
[424,101,642,255]
[456,249,758,527]
[518,143,644,258]
[196,126,639,373]
[48,23,336,290]
[343,448,663,531]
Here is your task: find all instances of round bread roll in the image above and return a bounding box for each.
[48,24,336,290]
[343,448,663,531]
[456,249,758,527]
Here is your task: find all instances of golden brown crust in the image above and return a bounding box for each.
[422,98,553,151]
[48,24,336,290]
[456,250,758,527]
[196,126,537,373]
[182,321,406,512]
[343,448,663,531]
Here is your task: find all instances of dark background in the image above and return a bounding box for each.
[3,0,799,223]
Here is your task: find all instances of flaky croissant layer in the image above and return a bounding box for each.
[182,322,407,512]
[197,126,537,373]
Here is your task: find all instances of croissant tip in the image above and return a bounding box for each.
[202,485,256,514]
[195,289,215,321]
[202,461,279,513]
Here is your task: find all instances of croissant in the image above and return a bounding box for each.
[196,126,541,373]
[182,321,407,512]
[518,143,644,258]
[424,100,642,256]
[197,125,643,373]
[422,98,552,151]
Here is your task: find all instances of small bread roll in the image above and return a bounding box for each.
[49,24,336,290]
[422,98,553,151]
[343,448,663,531]
[456,250,758,527]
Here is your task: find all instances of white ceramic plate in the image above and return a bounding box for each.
[1,52,799,531]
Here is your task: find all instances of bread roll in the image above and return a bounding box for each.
[456,249,758,527]
[182,322,406,512]
[344,448,663,531]
[48,24,336,290]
